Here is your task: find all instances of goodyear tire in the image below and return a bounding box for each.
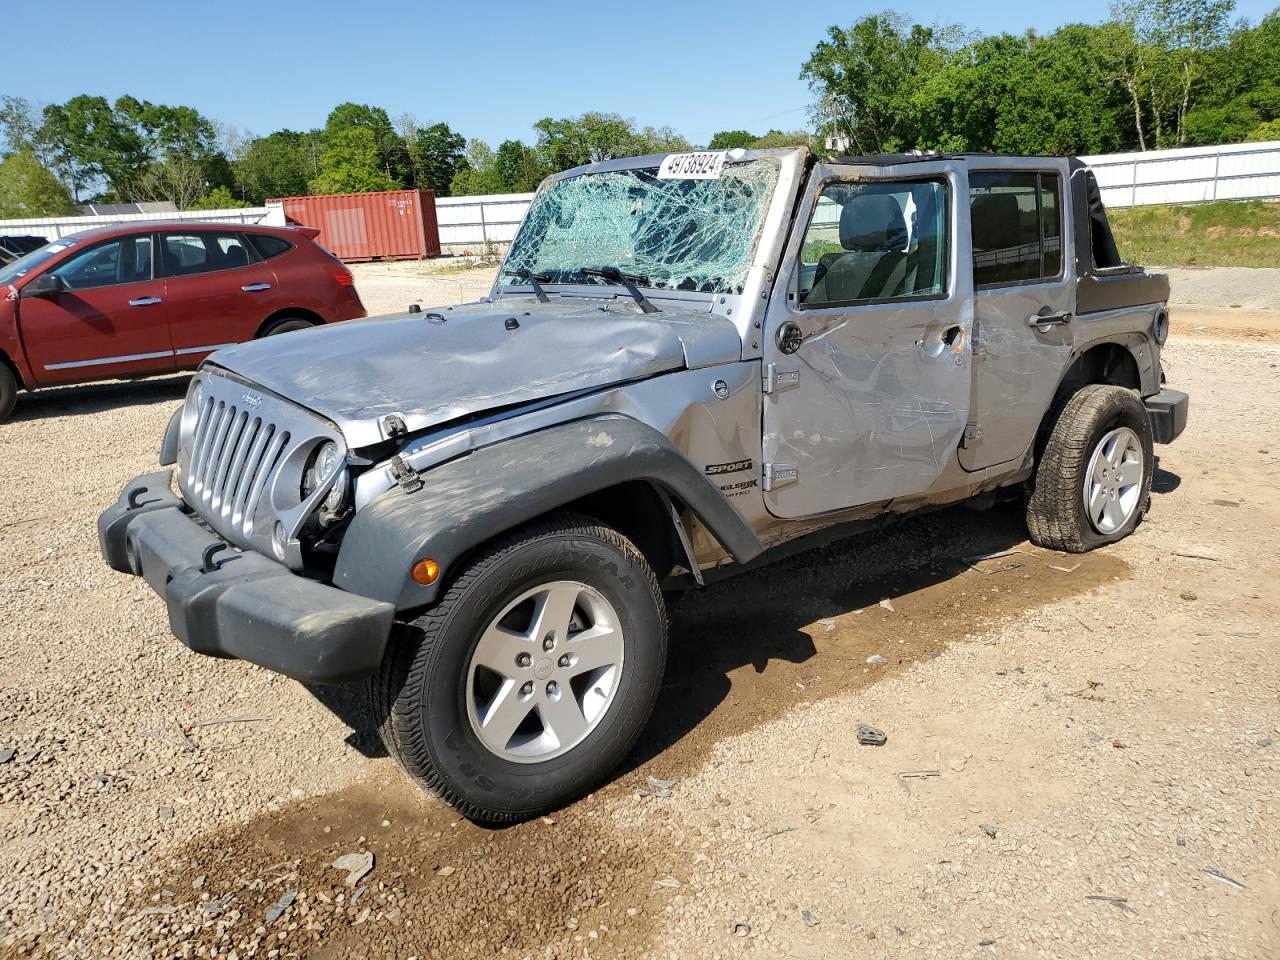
[1026,384,1154,553]
[370,513,667,824]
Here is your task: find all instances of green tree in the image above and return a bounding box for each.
[412,122,468,195]
[494,139,543,192]
[309,127,399,194]
[802,13,948,153]
[191,185,251,210]
[751,129,813,148]
[325,103,408,185]
[41,95,148,200]
[0,150,75,217]
[707,130,758,149]
[449,139,506,195]
[235,130,316,202]
[532,112,649,171]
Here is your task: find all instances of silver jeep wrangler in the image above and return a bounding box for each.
[99,147,1188,822]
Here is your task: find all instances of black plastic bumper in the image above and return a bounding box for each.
[98,472,395,684]
[1145,389,1189,445]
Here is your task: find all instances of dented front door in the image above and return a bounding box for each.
[761,160,973,520]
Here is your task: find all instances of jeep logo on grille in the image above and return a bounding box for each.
[240,392,263,409]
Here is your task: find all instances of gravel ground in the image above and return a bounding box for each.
[0,262,1276,958]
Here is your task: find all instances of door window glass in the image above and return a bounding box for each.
[50,235,153,290]
[970,172,1062,287]
[798,179,948,307]
[161,232,254,277]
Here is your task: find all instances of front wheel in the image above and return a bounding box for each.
[1026,384,1154,553]
[0,363,16,422]
[370,514,667,824]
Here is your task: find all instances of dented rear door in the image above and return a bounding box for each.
[760,158,973,520]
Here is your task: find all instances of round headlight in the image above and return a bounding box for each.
[303,441,342,498]
[181,378,204,439]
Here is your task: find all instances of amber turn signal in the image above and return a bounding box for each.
[411,558,441,585]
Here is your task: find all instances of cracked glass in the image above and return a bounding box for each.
[503,159,781,295]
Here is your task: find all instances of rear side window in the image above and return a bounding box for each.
[160,232,256,277]
[969,172,1062,287]
[247,234,293,261]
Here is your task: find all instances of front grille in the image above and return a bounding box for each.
[176,369,340,558]
[185,397,291,539]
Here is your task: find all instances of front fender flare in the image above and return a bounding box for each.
[332,416,762,610]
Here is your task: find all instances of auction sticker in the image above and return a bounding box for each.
[658,151,727,180]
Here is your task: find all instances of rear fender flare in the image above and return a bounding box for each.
[332,416,762,610]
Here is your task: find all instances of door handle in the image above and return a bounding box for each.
[128,297,162,306]
[1027,310,1072,328]
[241,283,272,292]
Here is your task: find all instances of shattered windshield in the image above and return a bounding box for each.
[503,159,781,295]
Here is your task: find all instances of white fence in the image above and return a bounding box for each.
[0,206,272,242]
[434,191,533,250]
[2,140,1276,252]
[1080,140,1280,208]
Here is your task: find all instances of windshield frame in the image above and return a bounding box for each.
[496,149,799,303]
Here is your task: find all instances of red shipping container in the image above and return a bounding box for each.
[270,189,441,262]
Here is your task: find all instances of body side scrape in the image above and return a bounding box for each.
[332,416,763,610]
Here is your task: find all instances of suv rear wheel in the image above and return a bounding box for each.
[371,514,667,824]
[259,316,316,337]
[1026,384,1154,553]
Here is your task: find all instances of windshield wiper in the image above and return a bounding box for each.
[503,268,550,303]
[582,266,659,313]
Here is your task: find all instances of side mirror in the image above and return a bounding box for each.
[21,273,66,298]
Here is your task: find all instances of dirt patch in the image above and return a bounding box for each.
[60,504,1127,959]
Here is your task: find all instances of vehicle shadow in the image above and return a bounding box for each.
[1152,459,1182,495]
[9,374,190,422]
[315,500,1039,766]
[615,500,1037,777]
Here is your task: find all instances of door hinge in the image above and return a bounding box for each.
[961,421,983,447]
[761,363,800,394]
[762,462,798,491]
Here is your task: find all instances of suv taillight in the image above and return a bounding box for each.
[327,264,355,287]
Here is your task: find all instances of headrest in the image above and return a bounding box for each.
[971,192,1023,250]
[840,194,908,252]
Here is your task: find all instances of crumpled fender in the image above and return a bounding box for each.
[332,415,762,610]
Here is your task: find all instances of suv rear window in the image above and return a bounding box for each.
[969,172,1062,287]
[247,234,293,261]
[160,232,256,277]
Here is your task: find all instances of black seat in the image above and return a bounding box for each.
[808,193,909,304]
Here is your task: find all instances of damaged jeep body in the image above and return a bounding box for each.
[99,147,1187,822]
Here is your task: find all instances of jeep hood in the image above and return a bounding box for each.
[207,299,743,448]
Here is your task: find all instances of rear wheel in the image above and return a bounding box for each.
[0,363,17,422]
[1026,384,1153,553]
[371,514,667,824]
[259,316,316,337]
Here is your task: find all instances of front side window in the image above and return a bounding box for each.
[798,178,949,307]
[969,171,1062,287]
[50,235,152,290]
[161,232,254,277]
[503,159,781,295]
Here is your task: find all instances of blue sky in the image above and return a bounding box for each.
[6,0,1276,147]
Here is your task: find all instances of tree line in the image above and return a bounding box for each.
[0,0,1275,219]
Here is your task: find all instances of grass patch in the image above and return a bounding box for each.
[1109,200,1280,269]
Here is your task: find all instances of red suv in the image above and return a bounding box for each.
[0,222,367,421]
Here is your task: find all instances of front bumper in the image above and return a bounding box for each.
[1144,389,1189,445]
[98,471,395,684]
